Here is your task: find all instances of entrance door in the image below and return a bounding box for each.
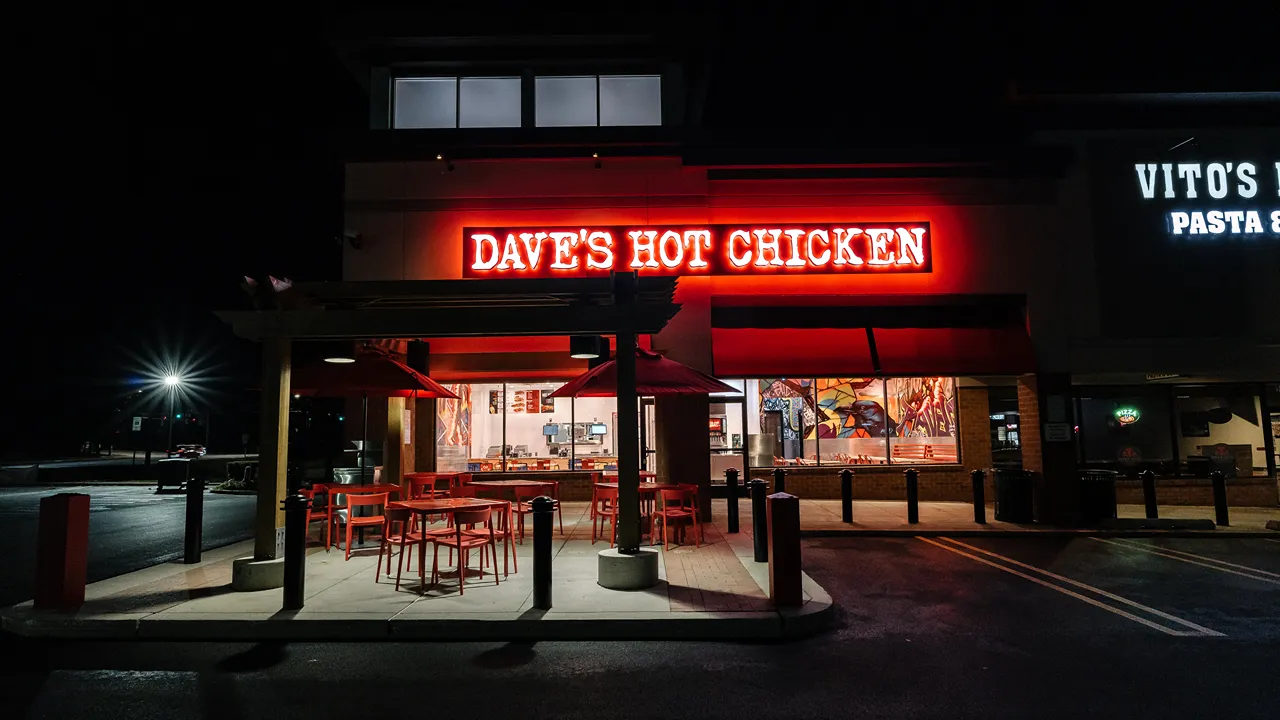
[710,396,746,483]
[640,398,656,472]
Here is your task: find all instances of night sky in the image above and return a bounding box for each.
[4,5,1270,458]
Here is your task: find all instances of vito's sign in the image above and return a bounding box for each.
[1134,160,1280,237]
[462,223,932,278]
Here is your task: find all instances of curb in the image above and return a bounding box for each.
[2,598,835,643]
[799,528,1280,539]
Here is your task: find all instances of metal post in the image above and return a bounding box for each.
[1210,470,1229,526]
[532,495,554,609]
[905,468,919,524]
[183,476,205,563]
[612,271,641,553]
[167,391,175,456]
[750,479,768,562]
[772,467,786,494]
[1140,469,1158,520]
[971,469,986,524]
[725,468,740,534]
[840,469,853,524]
[282,492,309,610]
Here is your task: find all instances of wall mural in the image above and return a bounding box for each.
[757,379,815,441]
[887,377,957,438]
[814,378,891,439]
[435,383,472,447]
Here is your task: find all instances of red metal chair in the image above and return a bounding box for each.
[429,508,499,595]
[342,492,389,561]
[591,485,619,547]
[513,483,555,544]
[377,506,421,590]
[462,501,516,576]
[651,488,701,550]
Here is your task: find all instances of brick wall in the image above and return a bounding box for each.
[1017,377,1042,472]
[959,387,992,471]
[1116,478,1279,507]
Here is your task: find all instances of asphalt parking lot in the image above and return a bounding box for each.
[804,535,1280,641]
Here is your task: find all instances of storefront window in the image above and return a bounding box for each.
[814,378,888,465]
[435,382,619,472]
[742,377,960,467]
[887,377,959,464]
[746,379,816,466]
[1174,387,1267,477]
[1077,390,1174,473]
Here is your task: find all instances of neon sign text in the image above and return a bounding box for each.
[462,223,932,277]
[1134,160,1280,238]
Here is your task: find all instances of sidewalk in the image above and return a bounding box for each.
[764,498,1279,536]
[2,502,832,641]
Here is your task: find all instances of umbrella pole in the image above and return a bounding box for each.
[361,391,369,484]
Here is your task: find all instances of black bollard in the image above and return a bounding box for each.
[971,469,986,524]
[183,477,205,564]
[1140,470,1158,520]
[772,467,786,495]
[750,479,768,562]
[840,469,853,524]
[905,468,919,524]
[532,495,554,609]
[726,468,740,534]
[1210,470,1229,527]
[282,492,309,610]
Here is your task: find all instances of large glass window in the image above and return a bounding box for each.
[434,381,619,472]
[743,377,959,467]
[887,377,959,464]
[458,77,521,128]
[1174,386,1268,477]
[1077,390,1174,473]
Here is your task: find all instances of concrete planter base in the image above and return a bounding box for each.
[597,548,660,590]
[231,556,284,591]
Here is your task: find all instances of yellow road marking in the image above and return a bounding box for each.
[923,537,1224,637]
[1091,538,1280,585]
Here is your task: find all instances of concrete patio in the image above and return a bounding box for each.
[3,501,831,641]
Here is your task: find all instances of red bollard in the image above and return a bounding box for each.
[766,492,802,608]
[34,493,90,611]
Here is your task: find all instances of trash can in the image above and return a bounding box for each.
[156,458,191,491]
[993,469,1035,523]
[1079,470,1118,523]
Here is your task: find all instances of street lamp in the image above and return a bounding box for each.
[164,375,182,452]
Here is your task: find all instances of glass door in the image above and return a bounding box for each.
[640,397,656,472]
[710,396,746,483]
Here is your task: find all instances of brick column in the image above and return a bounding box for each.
[654,393,712,520]
[1018,373,1079,525]
[958,386,992,471]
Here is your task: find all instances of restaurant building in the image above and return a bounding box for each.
[221,24,1278,555]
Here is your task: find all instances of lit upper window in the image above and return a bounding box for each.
[536,75,661,127]
[393,76,521,129]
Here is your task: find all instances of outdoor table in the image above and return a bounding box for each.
[315,482,404,548]
[600,470,657,481]
[390,498,511,592]
[404,471,463,498]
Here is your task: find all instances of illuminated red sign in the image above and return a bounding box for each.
[462,223,932,278]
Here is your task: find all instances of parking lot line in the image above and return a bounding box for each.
[1090,538,1280,585]
[923,537,1225,637]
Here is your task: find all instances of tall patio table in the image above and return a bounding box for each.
[390,497,510,592]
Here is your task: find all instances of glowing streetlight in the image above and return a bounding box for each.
[164,375,183,452]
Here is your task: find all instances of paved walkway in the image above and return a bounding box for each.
[739,499,1278,535]
[3,502,828,641]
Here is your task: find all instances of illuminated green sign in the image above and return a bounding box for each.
[1114,407,1140,425]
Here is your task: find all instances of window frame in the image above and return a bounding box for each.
[391,74,524,130]
[534,73,662,128]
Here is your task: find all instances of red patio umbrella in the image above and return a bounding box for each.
[292,346,458,478]
[547,347,739,397]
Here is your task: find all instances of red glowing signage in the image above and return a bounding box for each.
[462,223,932,278]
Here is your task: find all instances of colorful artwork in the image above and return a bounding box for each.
[436,384,472,447]
[813,378,890,439]
[757,378,815,441]
[886,377,957,438]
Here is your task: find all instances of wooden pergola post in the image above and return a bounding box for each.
[254,337,291,560]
